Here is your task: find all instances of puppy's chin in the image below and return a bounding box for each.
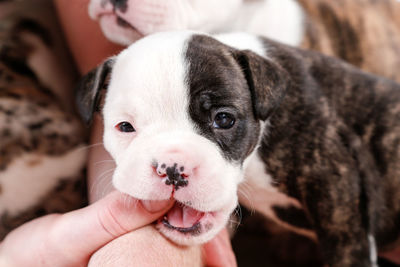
[155,202,234,245]
[99,15,143,45]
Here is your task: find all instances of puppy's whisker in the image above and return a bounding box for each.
[235,205,243,227]
[76,142,105,152]
[270,179,280,186]
[228,216,241,229]
[122,193,138,209]
[100,179,114,199]
[238,181,258,212]
[89,168,115,198]
[93,159,116,166]
[237,186,254,212]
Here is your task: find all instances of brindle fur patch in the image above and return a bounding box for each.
[259,39,400,266]
[298,0,400,83]
[186,34,400,266]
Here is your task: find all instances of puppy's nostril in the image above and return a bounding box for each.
[152,165,166,178]
[110,0,127,5]
[110,0,128,12]
[152,161,169,178]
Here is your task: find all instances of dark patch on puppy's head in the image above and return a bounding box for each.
[185,35,289,162]
[185,35,260,162]
[232,50,290,121]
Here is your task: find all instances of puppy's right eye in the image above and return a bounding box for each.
[213,112,235,129]
[116,122,135,132]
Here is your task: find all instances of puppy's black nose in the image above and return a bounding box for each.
[165,163,188,189]
[153,162,188,190]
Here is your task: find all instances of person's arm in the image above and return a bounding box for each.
[54,0,122,75]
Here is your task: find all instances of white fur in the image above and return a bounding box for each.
[368,234,378,267]
[242,120,274,190]
[243,147,276,192]
[216,32,268,58]
[89,0,305,46]
[0,146,87,215]
[229,0,304,46]
[103,32,242,244]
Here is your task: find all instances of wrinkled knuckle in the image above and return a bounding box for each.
[97,200,128,237]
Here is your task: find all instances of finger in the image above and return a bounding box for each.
[48,191,173,265]
[202,229,237,267]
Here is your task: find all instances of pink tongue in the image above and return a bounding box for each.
[166,203,205,228]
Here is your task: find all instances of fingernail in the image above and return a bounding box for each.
[141,199,172,213]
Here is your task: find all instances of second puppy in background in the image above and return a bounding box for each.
[89,0,400,82]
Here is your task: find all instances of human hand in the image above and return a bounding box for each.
[0,191,173,267]
[203,228,237,267]
[0,190,236,267]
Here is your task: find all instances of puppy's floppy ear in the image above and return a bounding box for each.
[233,50,290,121]
[76,57,115,124]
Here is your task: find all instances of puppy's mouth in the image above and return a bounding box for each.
[98,12,142,33]
[115,16,139,32]
[160,202,206,235]
[96,12,144,45]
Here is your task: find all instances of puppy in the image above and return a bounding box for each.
[88,0,400,83]
[77,31,400,267]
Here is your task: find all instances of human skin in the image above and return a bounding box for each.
[0,191,174,267]
[54,0,236,266]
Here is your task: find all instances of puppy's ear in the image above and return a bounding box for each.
[76,57,115,124]
[233,50,289,121]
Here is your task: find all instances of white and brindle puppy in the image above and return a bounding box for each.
[77,31,400,267]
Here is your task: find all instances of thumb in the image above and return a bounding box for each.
[202,228,237,267]
[49,191,173,265]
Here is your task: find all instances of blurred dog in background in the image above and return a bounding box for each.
[89,0,400,82]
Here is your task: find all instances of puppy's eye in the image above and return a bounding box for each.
[213,112,235,129]
[116,122,135,132]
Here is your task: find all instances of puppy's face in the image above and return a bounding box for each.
[77,32,288,244]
